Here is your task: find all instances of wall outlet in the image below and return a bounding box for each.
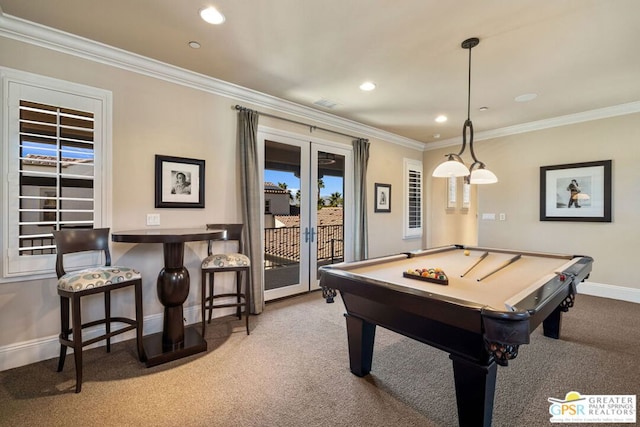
[499,213,506,221]
[146,213,160,226]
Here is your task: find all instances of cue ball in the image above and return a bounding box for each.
[464,250,470,256]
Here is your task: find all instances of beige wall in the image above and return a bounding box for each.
[425,113,640,290]
[3,27,636,371]
[0,35,423,368]
[424,154,480,248]
[367,142,426,258]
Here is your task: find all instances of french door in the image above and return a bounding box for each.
[259,128,353,301]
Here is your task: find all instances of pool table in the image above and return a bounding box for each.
[319,245,593,427]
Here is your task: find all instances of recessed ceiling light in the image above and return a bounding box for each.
[433,134,441,139]
[479,106,489,111]
[435,115,447,123]
[515,93,537,102]
[188,41,201,49]
[200,6,225,25]
[359,82,376,91]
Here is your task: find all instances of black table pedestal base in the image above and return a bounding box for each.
[143,326,207,367]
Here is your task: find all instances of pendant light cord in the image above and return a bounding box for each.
[467,45,472,121]
[466,40,479,164]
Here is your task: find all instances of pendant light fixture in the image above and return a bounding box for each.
[432,37,497,184]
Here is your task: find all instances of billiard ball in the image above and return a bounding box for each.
[464,250,470,256]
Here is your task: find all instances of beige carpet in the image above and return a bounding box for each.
[1,292,638,427]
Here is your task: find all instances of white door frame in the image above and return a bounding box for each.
[258,126,353,301]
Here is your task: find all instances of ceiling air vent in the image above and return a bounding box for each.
[313,98,339,109]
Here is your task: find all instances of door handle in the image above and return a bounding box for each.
[304,227,316,243]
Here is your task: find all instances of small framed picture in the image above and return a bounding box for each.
[155,155,205,208]
[374,183,391,213]
[540,160,611,222]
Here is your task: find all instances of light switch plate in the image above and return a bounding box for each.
[146,213,160,226]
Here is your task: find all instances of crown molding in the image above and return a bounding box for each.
[425,101,640,151]
[3,13,638,154]
[0,13,425,151]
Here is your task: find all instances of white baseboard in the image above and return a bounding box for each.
[0,303,233,372]
[2,284,637,371]
[577,281,640,304]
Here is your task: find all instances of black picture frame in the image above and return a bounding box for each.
[374,183,391,213]
[155,155,205,208]
[540,160,611,222]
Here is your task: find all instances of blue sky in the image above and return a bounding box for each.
[264,170,343,197]
[22,141,94,158]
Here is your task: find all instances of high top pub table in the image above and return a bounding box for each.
[112,227,224,367]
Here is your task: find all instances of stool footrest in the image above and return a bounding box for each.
[205,302,246,309]
[60,320,138,348]
[209,292,246,299]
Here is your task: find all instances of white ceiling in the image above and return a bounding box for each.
[1,0,639,145]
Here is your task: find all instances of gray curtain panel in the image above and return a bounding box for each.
[353,138,370,260]
[238,108,264,314]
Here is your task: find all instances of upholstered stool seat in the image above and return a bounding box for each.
[201,253,250,270]
[201,224,251,335]
[53,228,145,393]
[57,267,142,292]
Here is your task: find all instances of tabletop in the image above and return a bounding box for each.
[111,228,225,244]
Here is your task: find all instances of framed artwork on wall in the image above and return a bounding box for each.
[540,160,611,222]
[374,183,391,213]
[155,155,205,208]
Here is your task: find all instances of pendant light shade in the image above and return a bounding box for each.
[432,155,470,177]
[432,37,497,184]
[469,164,498,184]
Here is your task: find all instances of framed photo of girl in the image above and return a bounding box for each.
[539,160,611,222]
[155,155,205,208]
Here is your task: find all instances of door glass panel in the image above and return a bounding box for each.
[315,151,345,279]
[261,132,351,301]
[263,140,301,291]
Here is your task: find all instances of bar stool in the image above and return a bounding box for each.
[200,224,251,335]
[52,228,145,393]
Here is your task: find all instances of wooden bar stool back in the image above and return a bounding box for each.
[52,228,145,393]
[201,224,251,335]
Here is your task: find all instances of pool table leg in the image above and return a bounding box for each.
[543,305,563,339]
[450,355,497,427]
[345,314,376,377]
[544,291,576,339]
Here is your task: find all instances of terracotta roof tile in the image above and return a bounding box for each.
[273,207,342,228]
[264,182,290,194]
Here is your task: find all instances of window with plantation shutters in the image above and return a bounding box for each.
[404,158,423,239]
[18,101,96,255]
[1,68,111,280]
